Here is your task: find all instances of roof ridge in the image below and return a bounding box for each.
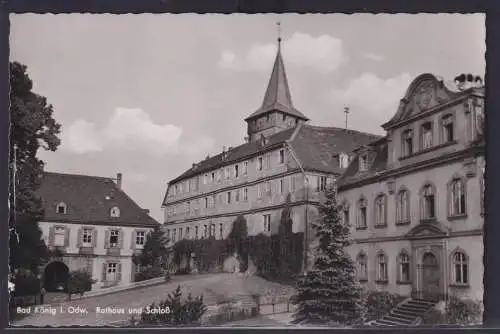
[43,171,114,181]
[303,124,382,138]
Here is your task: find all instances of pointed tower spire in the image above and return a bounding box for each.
[244,23,308,122]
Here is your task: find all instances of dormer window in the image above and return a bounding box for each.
[56,202,67,214]
[339,153,349,168]
[420,122,433,150]
[402,129,414,157]
[110,206,120,218]
[359,155,368,172]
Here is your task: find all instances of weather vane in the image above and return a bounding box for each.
[344,106,350,130]
[277,21,282,44]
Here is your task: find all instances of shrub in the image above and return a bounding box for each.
[67,270,96,297]
[362,291,406,322]
[445,296,482,325]
[12,273,41,297]
[421,308,446,325]
[138,285,206,326]
[134,266,164,282]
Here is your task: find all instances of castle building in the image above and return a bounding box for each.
[338,74,485,302]
[161,38,379,269]
[38,172,159,292]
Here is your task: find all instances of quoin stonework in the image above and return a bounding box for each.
[161,38,484,303]
[38,172,159,292]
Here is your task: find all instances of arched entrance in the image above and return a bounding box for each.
[44,261,69,292]
[421,252,440,301]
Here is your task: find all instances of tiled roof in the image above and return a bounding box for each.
[39,172,159,227]
[338,138,389,187]
[244,45,308,122]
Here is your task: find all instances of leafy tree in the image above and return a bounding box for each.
[133,225,170,270]
[9,61,61,274]
[292,183,362,326]
[67,270,96,299]
[278,194,294,277]
[226,215,248,271]
[139,285,206,326]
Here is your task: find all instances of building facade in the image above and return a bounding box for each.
[161,40,378,265]
[338,73,485,302]
[38,172,158,292]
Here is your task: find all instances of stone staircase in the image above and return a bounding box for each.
[371,298,436,327]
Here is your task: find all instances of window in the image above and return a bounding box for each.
[204,225,208,238]
[258,183,263,198]
[357,197,367,229]
[263,214,271,232]
[110,206,120,218]
[227,191,232,204]
[376,253,388,282]
[244,188,248,201]
[449,178,466,216]
[421,184,436,220]
[109,230,120,248]
[195,226,199,239]
[166,229,170,239]
[235,165,239,178]
[179,228,183,239]
[359,155,368,172]
[225,167,231,179]
[82,228,93,247]
[442,114,454,143]
[186,201,191,215]
[279,178,284,193]
[56,202,67,214]
[243,161,248,175]
[203,174,208,185]
[420,122,433,150]
[186,227,190,239]
[290,175,296,192]
[172,229,176,242]
[339,153,349,169]
[219,223,223,239]
[374,194,387,227]
[279,149,285,164]
[210,224,216,237]
[266,154,271,169]
[235,189,240,202]
[398,252,410,282]
[258,157,263,171]
[54,226,66,247]
[319,176,327,191]
[342,205,350,225]
[106,263,118,282]
[211,172,215,182]
[205,197,208,209]
[356,253,368,281]
[135,263,142,274]
[396,189,410,224]
[136,231,146,247]
[402,129,414,157]
[453,251,469,285]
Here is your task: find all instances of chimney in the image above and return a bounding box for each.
[116,173,122,189]
[143,208,150,215]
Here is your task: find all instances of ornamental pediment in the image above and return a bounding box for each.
[406,221,449,239]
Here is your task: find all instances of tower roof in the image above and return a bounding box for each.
[245,41,309,122]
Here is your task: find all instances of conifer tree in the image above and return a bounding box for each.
[292,183,362,326]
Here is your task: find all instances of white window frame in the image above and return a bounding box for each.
[110,230,120,248]
[279,149,285,164]
[54,226,66,247]
[263,214,271,232]
[136,231,146,248]
[82,228,93,247]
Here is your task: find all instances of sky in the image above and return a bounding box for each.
[10,14,485,223]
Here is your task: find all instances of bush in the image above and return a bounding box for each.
[421,308,446,325]
[67,270,96,297]
[362,291,406,322]
[445,296,482,325]
[12,273,41,297]
[138,285,206,326]
[135,266,164,282]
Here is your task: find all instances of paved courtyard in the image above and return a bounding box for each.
[11,273,294,327]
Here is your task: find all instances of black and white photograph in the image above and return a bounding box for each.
[8,13,485,327]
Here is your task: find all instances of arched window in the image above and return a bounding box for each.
[420,184,436,221]
[56,202,67,214]
[356,253,368,281]
[339,200,350,225]
[452,251,469,285]
[396,188,410,225]
[376,252,388,282]
[398,251,411,283]
[374,194,387,227]
[357,197,367,229]
[110,206,120,218]
[449,177,466,216]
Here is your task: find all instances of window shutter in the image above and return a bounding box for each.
[104,230,110,249]
[92,229,97,247]
[101,263,107,282]
[77,228,83,248]
[117,263,122,283]
[48,226,55,246]
[118,228,124,249]
[64,227,70,247]
[131,230,136,250]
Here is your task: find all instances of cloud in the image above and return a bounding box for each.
[61,120,103,154]
[326,72,412,119]
[218,32,346,73]
[61,107,214,156]
[363,52,385,61]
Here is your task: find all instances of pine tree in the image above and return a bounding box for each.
[134,225,170,270]
[292,183,362,326]
[9,61,61,274]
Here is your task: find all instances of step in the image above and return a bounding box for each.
[399,304,430,313]
[376,319,399,326]
[409,299,436,306]
[384,315,414,325]
[391,310,418,321]
[407,301,435,308]
[392,308,423,318]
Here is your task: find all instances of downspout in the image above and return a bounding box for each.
[284,140,309,274]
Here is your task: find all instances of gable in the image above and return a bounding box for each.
[405,221,449,239]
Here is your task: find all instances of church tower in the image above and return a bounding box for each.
[245,24,309,143]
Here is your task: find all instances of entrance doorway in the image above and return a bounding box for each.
[421,252,441,301]
[44,261,69,292]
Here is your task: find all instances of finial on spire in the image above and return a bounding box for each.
[344,106,350,130]
[276,21,282,45]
